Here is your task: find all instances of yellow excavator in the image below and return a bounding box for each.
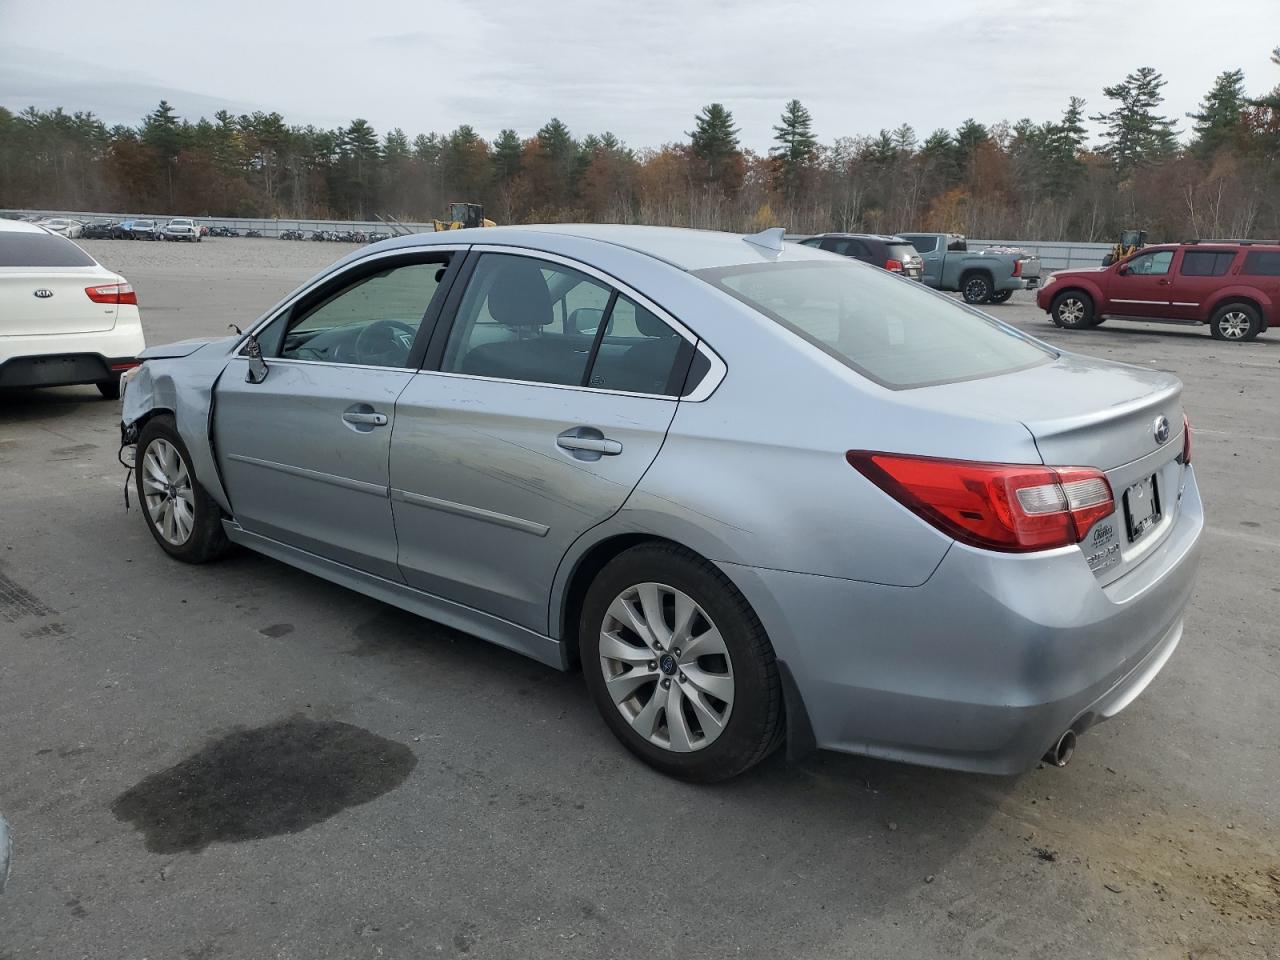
[433,202,496,231]
[1101,229,1147,266]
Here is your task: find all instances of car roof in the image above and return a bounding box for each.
[0,218,50,235]
[371,223,834,272]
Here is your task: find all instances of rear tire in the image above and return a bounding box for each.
[961,272,993,304]
[580,543,783,782]
[988,289,1013,304]
[1050,290,1096,329]
[1209,303,1261,342]
[135,415,230,564]
[96,379,120,400]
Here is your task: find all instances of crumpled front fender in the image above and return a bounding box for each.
[121,345,234,515]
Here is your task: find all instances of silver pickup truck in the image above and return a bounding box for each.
[897,233,1040,304]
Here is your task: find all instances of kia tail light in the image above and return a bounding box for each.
[85,282,137,305]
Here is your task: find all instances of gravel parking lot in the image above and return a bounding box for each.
[2,238,1277,959]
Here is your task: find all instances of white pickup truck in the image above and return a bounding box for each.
[162,218,202,242]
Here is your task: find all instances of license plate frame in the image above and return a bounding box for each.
[1123,473,1162,543]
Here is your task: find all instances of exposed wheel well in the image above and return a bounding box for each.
[558,533,676,667]
[1209,296,1266,329]
[960,268,993,283]
[124,407,174,443]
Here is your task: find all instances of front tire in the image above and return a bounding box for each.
[135,415,230,563]
[1050,290,1096,329]
[580,543,783,782]
[1209,303,1261,342]
[961,272,993,304]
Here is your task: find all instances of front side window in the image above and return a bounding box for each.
[1125,250,1173,276]
[697,260,1054,390]
[1179,250,1235,277]
[279,259,447,367]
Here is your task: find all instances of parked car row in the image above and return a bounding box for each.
[796,232,1041,304]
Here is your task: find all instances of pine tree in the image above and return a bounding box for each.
[687,103,741,190]
[1188,69,1248,156]
[770,99,817,203]
[492,129,523,181]
[891,123,917,153]
[1090,67,1178,173]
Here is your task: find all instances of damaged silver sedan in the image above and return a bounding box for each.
[121,225,1203,781]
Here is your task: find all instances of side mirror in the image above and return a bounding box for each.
[243,333,269,384]
[1116,263,1129,276]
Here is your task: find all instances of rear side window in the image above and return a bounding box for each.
[0,231,95,267]
[587,295,685,395]
[1180,250,1235,277]
[904,235,937,253]
[697,260,1054,390]
[1242,251,1280,276]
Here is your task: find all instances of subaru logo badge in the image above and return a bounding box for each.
[33,288,53,299]
[1153,416,1171,445]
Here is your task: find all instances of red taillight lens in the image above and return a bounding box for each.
[1181,414,1191,464]
[85,282,137,305]
[1012,259,1023,278]
[846,451,1115,553]
[884,259,904,272]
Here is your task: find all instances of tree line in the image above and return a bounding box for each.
[2,49,1278,243]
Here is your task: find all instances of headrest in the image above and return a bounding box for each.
[634,304,671,338]
[487,258,553,327]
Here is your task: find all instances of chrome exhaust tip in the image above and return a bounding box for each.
[1043,729,1077,768]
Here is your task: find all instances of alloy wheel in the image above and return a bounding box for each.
[598,582,735,753]
[141,438,195,546]
[1218,311,1251,339]
[1057,298,1086,325]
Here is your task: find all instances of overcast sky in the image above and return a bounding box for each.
[2,0,1277,151]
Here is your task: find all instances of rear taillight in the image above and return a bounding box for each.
[1181,414,1191,464]
[884,259,904,272]
[1012,259,1023,278]
[85,282,136,305]
[846,451,1114,553]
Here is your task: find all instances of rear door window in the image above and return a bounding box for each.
[1179,250,1235,276]
[0,232,95,267]
[697,260,1054,389]
[1242,251,1280,276]
[587,295,686,396]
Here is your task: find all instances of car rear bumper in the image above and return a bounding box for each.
[719,465,1203,775]
[1,324,146,389]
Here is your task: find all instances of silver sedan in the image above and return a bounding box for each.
[120,225,1203,781]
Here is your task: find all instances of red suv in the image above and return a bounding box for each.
[1037,242,1280,342]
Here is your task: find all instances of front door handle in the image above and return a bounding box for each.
[342,411,388,426]
[557,435,622,455]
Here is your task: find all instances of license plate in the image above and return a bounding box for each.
[1123,474,1162,542]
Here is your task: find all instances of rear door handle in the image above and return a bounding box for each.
[557,436,622,455]
[343,411,388,426]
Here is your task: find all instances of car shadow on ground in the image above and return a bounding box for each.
[0,385,112,421]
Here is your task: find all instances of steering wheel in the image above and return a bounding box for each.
[355,319,418,366]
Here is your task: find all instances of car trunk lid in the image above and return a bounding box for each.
[0,269,121,336]
[902,353,1186,583]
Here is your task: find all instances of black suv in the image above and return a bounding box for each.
[798,234,924,281]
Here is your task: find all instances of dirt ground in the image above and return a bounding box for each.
[0,236,1277,959]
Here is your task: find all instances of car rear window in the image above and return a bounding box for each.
[0,231,95,267]
[887,243,917,262]
[1242,250,1280,276]
[1180,250,1235,277]
[697,260,1054,389]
